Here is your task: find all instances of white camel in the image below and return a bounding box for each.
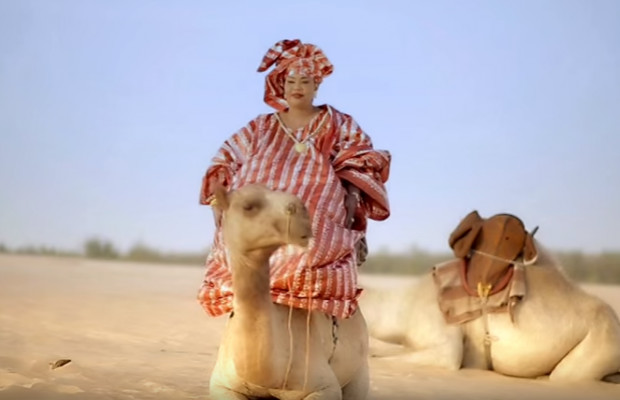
[208,184,369,399]
[360,210,620,382]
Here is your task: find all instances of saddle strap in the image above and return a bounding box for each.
[479,285,495,371]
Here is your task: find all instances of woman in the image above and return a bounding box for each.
[198,39,391,319]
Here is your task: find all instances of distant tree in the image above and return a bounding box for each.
[164,248,210,266]
[84,238,119,259]
[126,243,162,262]
[0,243,7,253]
[362,245,452,276]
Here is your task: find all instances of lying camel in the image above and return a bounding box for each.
[361,211,620,381]
[208,184,369,399]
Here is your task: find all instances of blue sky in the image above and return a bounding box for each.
[1,0,619,254]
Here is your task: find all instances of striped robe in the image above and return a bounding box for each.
[198,105,390,318]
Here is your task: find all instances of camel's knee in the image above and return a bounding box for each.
[550,339,620,381]
[550,305,620,381]
[302,386,343,400]
[209,370,248,400]
[342,363,369,400]
[208,385,249,400]
[551,357,620,382]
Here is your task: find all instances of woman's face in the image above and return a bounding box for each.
[283,73,318,109]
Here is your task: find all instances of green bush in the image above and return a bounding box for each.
[3,239,619,284]
[361,249,620,284]
[83,238,119,259]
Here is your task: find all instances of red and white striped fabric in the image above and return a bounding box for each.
[198,105,390,319]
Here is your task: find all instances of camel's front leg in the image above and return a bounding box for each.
[341,361,369,400]
[208,384,249,400]
[550,305,620,381]
[375,345,463,371]
[301,385,343,400]
[371,326,464,371]
[209,363,250,400]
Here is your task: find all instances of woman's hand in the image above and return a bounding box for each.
[355,237,368,265]
[211,198,223,228]
[212,207,222,227]
[344,185,361,228]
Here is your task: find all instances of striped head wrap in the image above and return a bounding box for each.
[257,39,334,111]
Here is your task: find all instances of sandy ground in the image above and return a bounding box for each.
[1,254,619,400]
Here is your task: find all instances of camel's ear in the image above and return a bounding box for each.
[449,210,483,258]
[522,226,539,265]
[212,183,230,211]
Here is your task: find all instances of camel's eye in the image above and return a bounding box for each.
[241,200,261,212]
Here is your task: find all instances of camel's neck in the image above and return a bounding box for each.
[229,250,281,385]
[230,251,273,313]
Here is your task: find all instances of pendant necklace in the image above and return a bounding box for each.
[274,106,332,153]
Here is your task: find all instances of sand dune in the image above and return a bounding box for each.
[1,254,619,399]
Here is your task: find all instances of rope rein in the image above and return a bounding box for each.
[280,203,340,392]
[470,238,541,370]
[282,210,294,390]
[281,205,315,394]
[303,294,311,392]
[471,250,527,266]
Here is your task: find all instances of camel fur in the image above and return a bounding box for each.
[360,211,620,382]
[208,184,369,399]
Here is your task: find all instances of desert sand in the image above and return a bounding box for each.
[1,254,619,400]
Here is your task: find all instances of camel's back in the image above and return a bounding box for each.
[359,277,428,344]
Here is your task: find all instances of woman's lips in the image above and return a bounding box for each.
[291,93,304,99]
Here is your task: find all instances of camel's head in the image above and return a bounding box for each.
[213,184,312,256]
[449,211,538,270]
